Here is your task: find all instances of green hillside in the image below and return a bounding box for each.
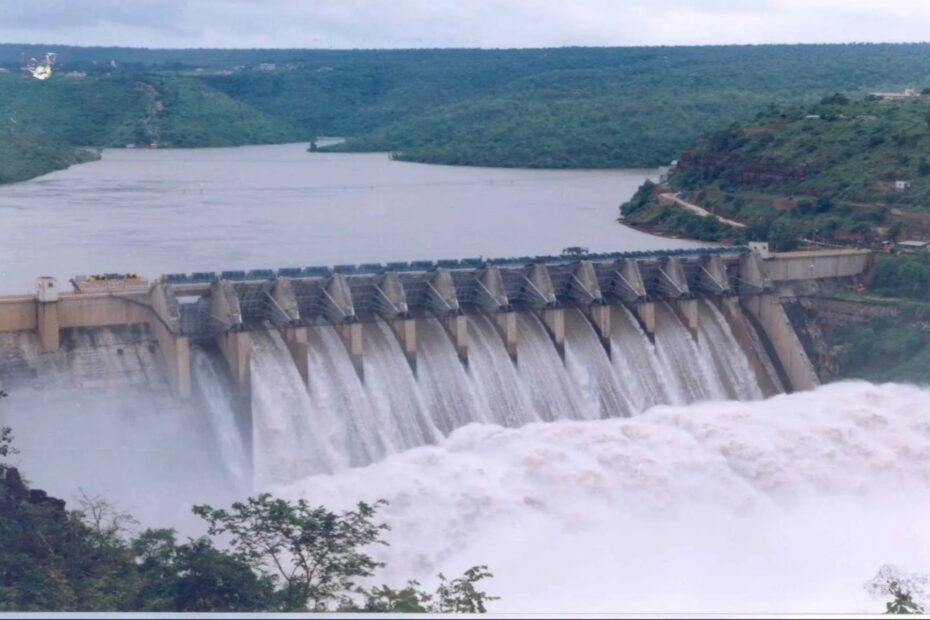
[0,129,98,184]
[6,44,930,182]
[622,93,930,248]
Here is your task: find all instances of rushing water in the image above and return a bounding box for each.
[280,381,930,614]
[0,146,922,614]
[0,144,697,294]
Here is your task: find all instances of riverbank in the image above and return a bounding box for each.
[0,134,99,185]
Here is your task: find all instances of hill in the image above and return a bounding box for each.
[6,44,930,181]
[621,93,930,248]
[0,128,98,185]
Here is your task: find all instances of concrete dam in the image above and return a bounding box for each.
[0,245,872,488]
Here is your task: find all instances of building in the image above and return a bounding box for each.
[895,180,912,191]
[871,88,921,101]
[895,240,930,254]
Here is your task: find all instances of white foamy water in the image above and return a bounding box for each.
[280,381,930,614]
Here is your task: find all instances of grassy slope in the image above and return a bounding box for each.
[7,44,930,177]
[621,95,930,247]
[683,96,930,209]
[0,129,98,184]
[0,72,301,150]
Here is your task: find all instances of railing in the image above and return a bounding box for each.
[158,246,749,286]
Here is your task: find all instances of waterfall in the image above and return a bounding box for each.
[191,346,250,486]
[608,305,676,411]
[250,329,345,486]
[515,312,587,422]
[362,320,441,451]
[464,314,538,428]
[653,303,729,403]
[306,324,387,466]
[2,299,783,525]
[563,307,634,419]
[415,317,485,434]
[696,299,764,401]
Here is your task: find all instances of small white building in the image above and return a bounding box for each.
[749,241,770,259]
[895,180,912,191]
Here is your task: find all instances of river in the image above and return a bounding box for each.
[0,143,695,294]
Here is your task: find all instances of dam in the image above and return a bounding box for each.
[0,244,872,487]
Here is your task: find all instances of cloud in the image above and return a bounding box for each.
[0,0,927,48]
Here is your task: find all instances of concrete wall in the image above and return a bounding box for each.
[741,294,819,392]
[0,297,37,332]
[765,249,872,282]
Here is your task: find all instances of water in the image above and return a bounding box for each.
[697,299,764,401]
[653,302,729,403]
[250,329,346,485]
[362,320,440,451]
[191,346,250,486]
[279,381,930,614]
[0,144,698,294]
[608,305,677,410]
[1,145,911,613]
[515,312,587,422]
[563,307,634,418]
[306,324,386,466]
[464,314,538,428]
[415,317,484,434]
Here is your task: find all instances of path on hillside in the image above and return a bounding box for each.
[658,193,746,228]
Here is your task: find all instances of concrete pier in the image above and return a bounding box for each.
[392,318,417,372]
[444,314,468,365]
[541,307,566,358]
[495,311,518,361]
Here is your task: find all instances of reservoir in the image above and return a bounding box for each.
[0,143,695,293]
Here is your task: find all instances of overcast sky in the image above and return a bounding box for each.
[2,0,929,49]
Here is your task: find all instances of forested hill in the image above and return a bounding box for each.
[4,44,930,177]
[621,93,930,248]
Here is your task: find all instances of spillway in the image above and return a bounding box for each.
[0,298,782,522]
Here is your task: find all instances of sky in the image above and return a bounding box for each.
[1,0,929,49]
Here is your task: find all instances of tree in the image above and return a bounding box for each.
[193,494,389,611]
[352,566,499,613]
[866,565,927,614]
[132,528,275,612]
[0,391,15,472]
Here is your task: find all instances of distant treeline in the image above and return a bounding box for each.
[4,43,930,180]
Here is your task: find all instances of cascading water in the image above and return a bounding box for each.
[607,305,677,410]
[653,302,729,402]
[464,314,538,428]
[415,317,485,434]
[191,345,250,486]
[361,319,440,451]
[306,324,387,466]
[2,299,789,536]
[696,299,764,401]
[277,381,930,614]
[563,307,634,418]
[250,329,346,485]
[515,312,587,421]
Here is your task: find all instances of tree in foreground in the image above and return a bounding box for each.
[0,390,496,612]
[194,493,498,612]
[866,565,927,614]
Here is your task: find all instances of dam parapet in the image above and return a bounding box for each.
[0,245,873,401]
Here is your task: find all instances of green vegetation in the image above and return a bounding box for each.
[828,311,930,383]
[0,393,496,612]
[5,43,930,182]
[622,94,930,245]
[871,253,930,299]
[0,128,98,184]
[823,254,930,382]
